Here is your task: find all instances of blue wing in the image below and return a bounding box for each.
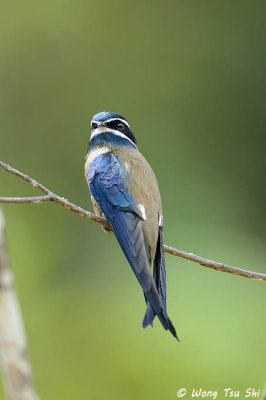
[87,153,140,216]
[88,154,154,291]
[88,153,178,339]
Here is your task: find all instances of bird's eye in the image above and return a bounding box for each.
[116,123,124,130]
[91,122,98,129]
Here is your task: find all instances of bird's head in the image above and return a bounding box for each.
[89,111,137,148]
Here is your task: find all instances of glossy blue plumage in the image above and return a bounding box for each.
[85,111,178,340]
[88,154,139,214]
[87,153,172,325]
[88,154,154,291]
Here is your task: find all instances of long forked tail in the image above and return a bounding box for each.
[142,227,179,341]
[100,205,179,340]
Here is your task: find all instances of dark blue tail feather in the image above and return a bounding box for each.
[142,227,179,340]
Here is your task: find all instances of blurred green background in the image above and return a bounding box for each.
[0,1,266,399]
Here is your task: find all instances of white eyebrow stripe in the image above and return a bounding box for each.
[91,118,130,128]
[105,118,130,127]
[90,127,138,149]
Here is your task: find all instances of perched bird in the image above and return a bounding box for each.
[85,111,178,340]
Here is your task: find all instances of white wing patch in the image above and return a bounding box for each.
[159,214,164,227]
[137,204,147,221]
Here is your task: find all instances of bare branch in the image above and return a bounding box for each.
[0,206,40,400]
[164,245,266,281]
[0,195,52,204]
[1,160,265,282]
[0,160,110,230]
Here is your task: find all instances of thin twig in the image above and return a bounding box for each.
[0,206,40,400]
[0,160,110,229]
[0,195,52,204]
[0,160,265,282]
[164,245,266,281]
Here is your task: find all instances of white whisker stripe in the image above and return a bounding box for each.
[90,127,138,149]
